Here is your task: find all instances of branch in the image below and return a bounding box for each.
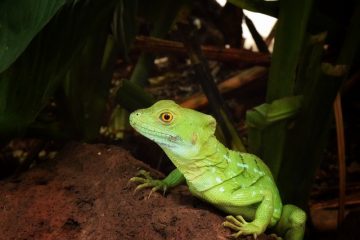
[134,36,270,65]
[180,66,267,109]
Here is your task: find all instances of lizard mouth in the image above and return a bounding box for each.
[130,119,179,148]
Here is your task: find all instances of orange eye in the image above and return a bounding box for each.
[160,112,173,123]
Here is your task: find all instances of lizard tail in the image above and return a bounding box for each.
[273,204,306,240]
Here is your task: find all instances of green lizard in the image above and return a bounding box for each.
[129,100,306,239]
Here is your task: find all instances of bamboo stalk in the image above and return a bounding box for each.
[134,36,270,64]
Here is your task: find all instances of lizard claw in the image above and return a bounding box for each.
[269,234,282,240]
[229,231,243,239]
[150,185,167,197]
[134,182,153,193]
[129,169,168,197]
[130,170,152,181]
[147,186,159,199]
[223,215,263,239]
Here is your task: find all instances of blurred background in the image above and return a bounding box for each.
[1,0,360,239]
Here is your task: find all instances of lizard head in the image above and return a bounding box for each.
[129,100,216,159]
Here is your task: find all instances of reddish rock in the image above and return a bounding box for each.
[0,143,273,240]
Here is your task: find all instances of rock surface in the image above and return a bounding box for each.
[0,143,273,240]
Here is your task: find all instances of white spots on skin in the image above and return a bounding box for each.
[237,162,249,169]
[219,187,225,192]
[229,171,236,176]
[224,154,232,162]
[253,168,265,175]
[216,177,222,183]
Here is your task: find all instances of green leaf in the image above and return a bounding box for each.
[0,0,119,138]
[261,0,313,179]
[113,0,138,60]
[116,80,154,112]
[0,0,66,73]
[246,96,303,130]
[61,35,117,140]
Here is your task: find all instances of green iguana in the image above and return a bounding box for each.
[129,100,306,239]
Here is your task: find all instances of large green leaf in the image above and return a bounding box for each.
[0,0,66,73]
[260,0,313,179]
[246,96,303,155]
[0,0,119,138]
[57,1,120,140]
[60,35,117,141]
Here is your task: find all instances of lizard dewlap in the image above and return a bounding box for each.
[129,100,306,240]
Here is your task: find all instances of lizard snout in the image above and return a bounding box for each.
[129,110,142,127]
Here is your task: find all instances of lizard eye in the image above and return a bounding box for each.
[160,112,173,123]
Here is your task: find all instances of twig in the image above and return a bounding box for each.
[178,23,246,152]
[334,93,346,225]
[180,66,267,109]
[311,193,360,210]
[134,36,270,65]
[244,15,269,53]
[265,22,277,46]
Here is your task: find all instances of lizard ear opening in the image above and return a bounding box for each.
[205,115,216,136]
[193,114,216,146]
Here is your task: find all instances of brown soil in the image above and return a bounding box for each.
[0,143,274,240]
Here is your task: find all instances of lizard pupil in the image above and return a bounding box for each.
[160,112,173,122]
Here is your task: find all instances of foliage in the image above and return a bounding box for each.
[0,0,185,140]
[0,0,66,73]
[242,0,360,207]
[0,0,120,139]
[278,3,360,207]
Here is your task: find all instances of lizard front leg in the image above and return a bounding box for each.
[130,168,185,197]
[214,186,274,238]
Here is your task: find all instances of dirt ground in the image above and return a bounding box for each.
[0,143,275,240]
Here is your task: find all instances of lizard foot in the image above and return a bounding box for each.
[129,170,168,198]
[223,215,263,239]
